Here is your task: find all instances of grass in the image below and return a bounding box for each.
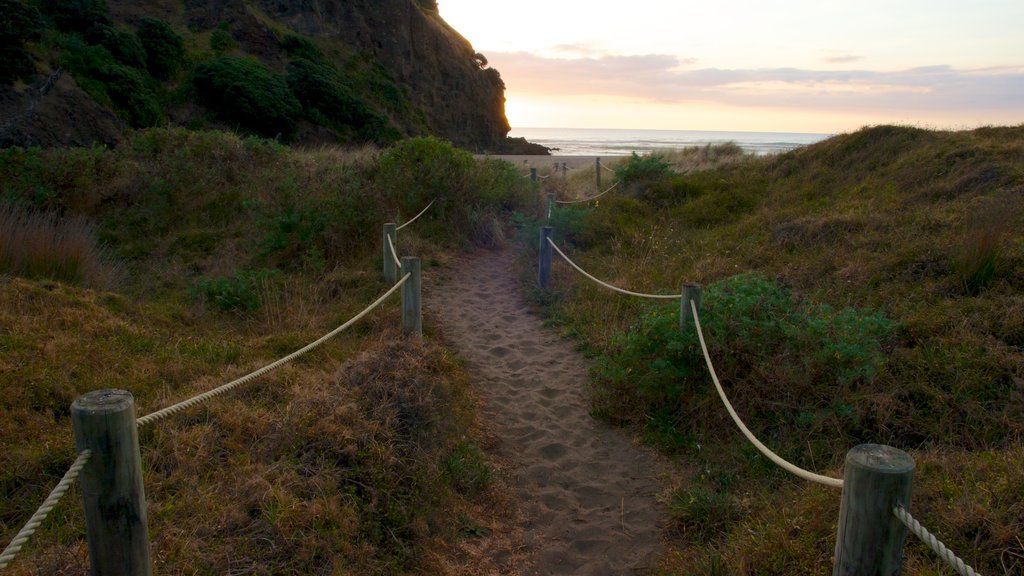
[0,129,531,574]
[518,127,1024,575]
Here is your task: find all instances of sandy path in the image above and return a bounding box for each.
[429,248,665,575]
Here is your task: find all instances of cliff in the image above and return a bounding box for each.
[0,0,542,152]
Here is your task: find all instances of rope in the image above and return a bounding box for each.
[0,450,92,569]
[554,181,620,204]
[893,505,981,576]
[387,234,402,269]
[599,161,616,174]
[395,199,435,231]
[546,238,681,300]
[136,273,412,427]
[690,300,845,488]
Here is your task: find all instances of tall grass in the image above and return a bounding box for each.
[0,204,122,289]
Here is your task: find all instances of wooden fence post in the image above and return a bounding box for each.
[546,193,555,220]
[680,283,702,332]
[596,157,602,191]
[539,226,553,289]
[401,256,421,339]
[383,223,398,284]
[833,444,915,576]
[530,167,537,183]
[71,389,152,576]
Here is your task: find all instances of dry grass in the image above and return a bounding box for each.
[519,125,1024,575]
[0,204,123,289]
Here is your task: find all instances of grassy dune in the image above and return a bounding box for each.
[525,125,1023,575]
[0,129,531,574]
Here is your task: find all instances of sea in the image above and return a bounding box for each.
[508,127,832,156]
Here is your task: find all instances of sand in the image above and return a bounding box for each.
[429,247,666,575]
[475,155,600,172]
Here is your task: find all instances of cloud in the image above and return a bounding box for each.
[486,51,1024,116]
[822,54,863,64]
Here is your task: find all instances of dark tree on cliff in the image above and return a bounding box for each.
[1,0,44,83]
[136,17,184,80]
[193,56,301,139]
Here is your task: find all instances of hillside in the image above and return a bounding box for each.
[528,124,1023,574]
[0,0,543,152]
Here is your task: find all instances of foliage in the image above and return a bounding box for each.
[136,17,183,80]
[57,35,159,127]
[591,273,897,456]
[84,23,146,69]
[614,152,671,188]
[193,57,300,139]
[281,34,325,63]
[0,0,45,83]
[41,0,110,32]
[189,268,279,312]
[286,58,398,144]
[669,487,740,542]
[209,28,235,53]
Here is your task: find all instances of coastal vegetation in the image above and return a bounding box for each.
[0,129,530,574]
[524,125,1023,575]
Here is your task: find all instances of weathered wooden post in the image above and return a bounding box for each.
[680,283,702,331]
[833,444,915,576]
[401,256,422,339]
[530,167,537,183]
[539,226,553,289]
[71,389,152,576]
[596,157,602,190]
[383,222,398,284]
[546,193,555,220]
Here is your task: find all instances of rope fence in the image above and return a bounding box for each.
[395,199,435,231]
[553,181,620,205]
[537,222,986,576]
[4,225,428,572]
[0,450,92,570]
[546,237,681,299]
[137,272,411,427]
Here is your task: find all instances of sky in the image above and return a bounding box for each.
[437,0,1024,134]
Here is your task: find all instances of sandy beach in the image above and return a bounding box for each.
[476,155,600,172]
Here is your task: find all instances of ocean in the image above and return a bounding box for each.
[508,127,831,156]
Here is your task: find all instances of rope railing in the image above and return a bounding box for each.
[546,238,681,299]
[0,450,92,570]
[894,505,982,576]
[599,161,616,174]
[387,234,402,270]
[689,300,844,488]
[137,272,412,427]
[554,181,620,204]
[395,199,435,231]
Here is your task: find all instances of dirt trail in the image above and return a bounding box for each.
[430,247,666,575]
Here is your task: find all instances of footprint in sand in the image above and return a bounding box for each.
[430,247,666,576]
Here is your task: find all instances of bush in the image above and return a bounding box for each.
[42,0,109,32]
[84,24,146,69]
[286,58,399,144]
[136,17,183,80]
[591,273,897,460]
[1,0,45,83]
[92,63,160,127]
[614,152,671,187]
[190,268,280,312]
[209,28,235,53]
[193,56,300,139]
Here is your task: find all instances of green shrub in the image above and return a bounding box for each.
[591,273,897,459]
[136,17,183,80]
[209,28,235,53]
[286,58,399,144]
[84,24,146,69]
[1,0,45,83]
[42,0,109,32]
[190,268,279,312]
[92,63,160,127]
[193,56,300,139]
[614,152,671,187]
[281,34,325,63]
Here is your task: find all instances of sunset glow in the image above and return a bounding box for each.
[438,0,1024,133]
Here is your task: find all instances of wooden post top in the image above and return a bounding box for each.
[846,443,915,474]
[71,389,135,415]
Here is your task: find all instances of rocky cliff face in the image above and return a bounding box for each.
[2,0,526,151]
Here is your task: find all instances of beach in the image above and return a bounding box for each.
[476,154,599,172]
